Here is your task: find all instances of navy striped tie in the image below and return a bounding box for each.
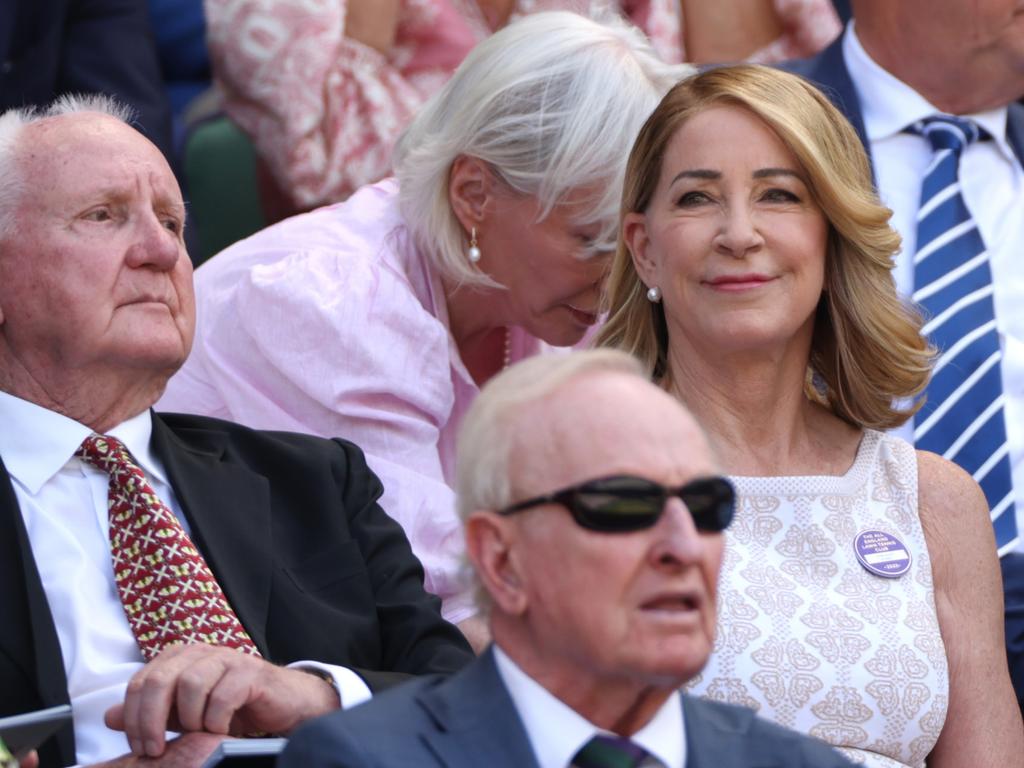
[910,115,1018,552]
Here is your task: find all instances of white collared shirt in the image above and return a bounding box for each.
[0,391,369,766]
[492,645,685,768]
[843,23,1024,554]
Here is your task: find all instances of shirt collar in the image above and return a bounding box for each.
[843,21,1011,154]
[0,391,165,494]
[493,645,685,768]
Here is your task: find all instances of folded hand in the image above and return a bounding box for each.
[105,645,338,758]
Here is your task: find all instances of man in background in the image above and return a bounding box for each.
[280,350,856,767]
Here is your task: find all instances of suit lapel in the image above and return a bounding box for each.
[149,414,274,655]
[802,36,871,158]
[417,649,540,768]
[0,459,76,765]
[682,695,731,768]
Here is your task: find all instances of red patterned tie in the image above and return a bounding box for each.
[76,434,260,661]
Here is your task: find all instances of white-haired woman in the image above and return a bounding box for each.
[159,11,690,647]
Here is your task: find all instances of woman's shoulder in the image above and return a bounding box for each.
[914,450,993,574]
[196,180,434,311]
[197,179,408,279]
[916,450,987,516]
[188,180,451,369]
[293,181,407,253]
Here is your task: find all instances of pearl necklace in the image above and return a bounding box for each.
[502,326,512,370]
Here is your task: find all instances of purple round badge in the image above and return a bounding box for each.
[853,529,912,578]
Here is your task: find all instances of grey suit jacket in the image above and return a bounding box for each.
[280,648,858,767]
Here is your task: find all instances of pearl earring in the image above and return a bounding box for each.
[468,227,482,263]
[646,286,661,303]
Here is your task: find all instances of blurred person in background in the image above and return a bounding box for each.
[206,0,839,215]
[0,0,174,173]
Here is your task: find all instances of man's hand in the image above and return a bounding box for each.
[92,733,225,768]
[17,751,38,768]
[105,645,339,758]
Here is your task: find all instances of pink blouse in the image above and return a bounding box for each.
[158,179,545,623]
[206,0,838,209]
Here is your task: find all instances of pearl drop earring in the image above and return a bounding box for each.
[468,227,482,263]
[646,286,661,303]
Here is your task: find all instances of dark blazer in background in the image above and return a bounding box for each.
[280,648,858,768]
[0,412,474,768]
[781,34,1024,169]
[0,0,174,170]
[783,31,1024,713]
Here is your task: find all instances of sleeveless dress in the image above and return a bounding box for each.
[685,431,949,767]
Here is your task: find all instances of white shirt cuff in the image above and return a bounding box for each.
[286,660,373,709]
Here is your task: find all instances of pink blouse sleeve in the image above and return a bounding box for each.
[205,0,425,208]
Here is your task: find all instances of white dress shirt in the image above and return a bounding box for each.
[0,391,370,766]
[492,645,686,768]
[843,23,1024,554]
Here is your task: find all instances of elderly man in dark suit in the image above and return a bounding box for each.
[783,0,1024,710]
[0,98,472,768]
[280,350,857,768]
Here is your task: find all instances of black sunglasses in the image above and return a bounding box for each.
[497,474,735,533]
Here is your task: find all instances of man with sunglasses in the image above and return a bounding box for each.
[280,350,856,768]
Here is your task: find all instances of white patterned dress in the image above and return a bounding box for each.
[686,431,948,767]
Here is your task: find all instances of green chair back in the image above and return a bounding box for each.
[183,115,266,266]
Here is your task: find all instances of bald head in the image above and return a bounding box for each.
[508,368,716,505]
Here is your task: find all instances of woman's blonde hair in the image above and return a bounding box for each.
[595,64,933,430]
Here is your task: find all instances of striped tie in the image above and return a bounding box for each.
[573,734,650,768]
[909,115,1018,552]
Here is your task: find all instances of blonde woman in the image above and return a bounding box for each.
[597,65,1023,766]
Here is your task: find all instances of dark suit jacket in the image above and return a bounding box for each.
[781,33,1024,172]
[0,411,474,768]
[280,649,858,768]
[0,0,174,169]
